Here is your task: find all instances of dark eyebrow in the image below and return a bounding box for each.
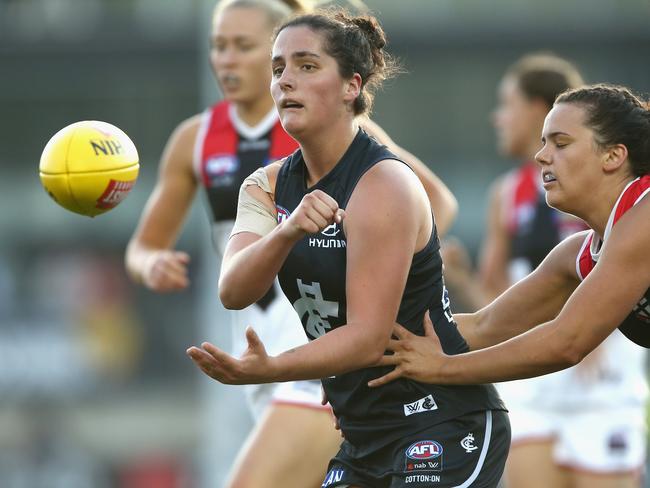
[541,131,571,142]
[293,51,320,59]
[272,51,321,63]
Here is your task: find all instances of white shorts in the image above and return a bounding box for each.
[500,330,647,473]
[508,406,646,474]
[243,379,330,421]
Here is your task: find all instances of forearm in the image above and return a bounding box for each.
[219,223,299,309]
[125,239,157,284]
[441,320,577,384]
[455,307,524,351]
[270,322,388,381]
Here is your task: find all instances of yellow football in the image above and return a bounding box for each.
[39,121,139,217]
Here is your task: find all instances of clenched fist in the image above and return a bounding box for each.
[280,190,345,241]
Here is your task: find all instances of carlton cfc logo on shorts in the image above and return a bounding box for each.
[276,205,290,223]
[404,440,443,473]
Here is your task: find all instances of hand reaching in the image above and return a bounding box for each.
[368,311,448,387]
[186,326,276,385]
[142,250,191,292]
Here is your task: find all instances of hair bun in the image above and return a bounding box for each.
[351,16,385,50]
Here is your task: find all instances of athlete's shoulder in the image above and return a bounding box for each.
[263,158,290,195]
[170,112,204,144]
[158,113,204,174]
[356,116,393,146]
[613,188,650,235]
[354,158,426,218]
[617,175,650,215]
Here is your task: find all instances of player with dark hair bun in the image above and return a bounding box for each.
[128,2,459,487]
[188,10,510,487]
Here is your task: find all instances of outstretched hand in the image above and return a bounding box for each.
[368,311,448,387]
[142,250,191,292]
[186,326,276,385]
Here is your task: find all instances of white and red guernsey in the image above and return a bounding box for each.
[576,175,650,347]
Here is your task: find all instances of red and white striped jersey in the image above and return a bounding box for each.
[576,175,650,347]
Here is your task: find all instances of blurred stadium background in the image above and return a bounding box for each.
[1,0,649,486]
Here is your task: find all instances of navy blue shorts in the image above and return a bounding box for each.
[321,410,510,488]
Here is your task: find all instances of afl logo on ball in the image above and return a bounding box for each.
[406,440,443,460]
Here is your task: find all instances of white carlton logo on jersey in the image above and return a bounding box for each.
[309,222,346,248]
[293,279,339,338]
[321,223,340,237]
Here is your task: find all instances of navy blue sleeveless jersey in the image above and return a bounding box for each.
[275,129,505,454]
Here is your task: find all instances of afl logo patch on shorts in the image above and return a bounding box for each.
[276,205,290,223]
[405,440,443,473]
[406,440,443,460]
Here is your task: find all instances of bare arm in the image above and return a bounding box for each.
[371,199,650,386]
[440,177,510,313]
[360,117,458,236]
[125,115,200,291]
[477,177,512,301]
[457,231,584,350]
[217,162,345,309]
[188,160,431,382]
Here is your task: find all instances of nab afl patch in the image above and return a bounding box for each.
[276,205,290,223]
[404,440,443,472]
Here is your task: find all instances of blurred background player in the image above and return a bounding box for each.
[441,53,648,488]
[125,1,457,487]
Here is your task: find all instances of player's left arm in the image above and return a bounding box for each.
[187,159,425,383]
[359,116,458,236]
